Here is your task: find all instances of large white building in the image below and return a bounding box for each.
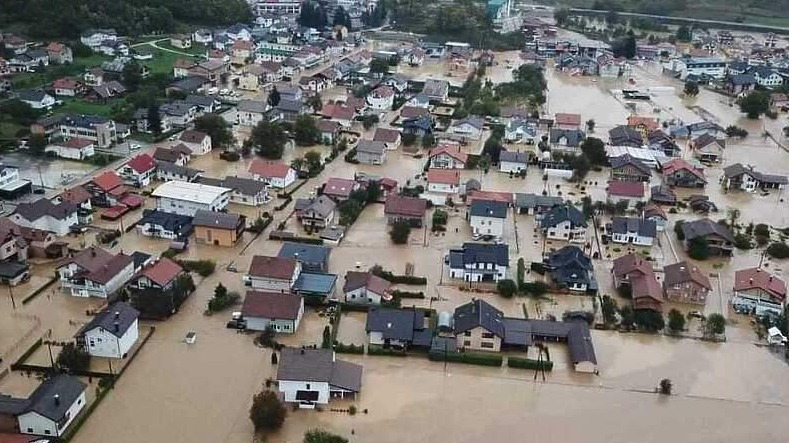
[151,180,231,216]
[249,0,301,16]
[11,199,79,236]
[76,301,140,358]
[664,56,727,80]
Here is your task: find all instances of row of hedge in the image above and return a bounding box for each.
[428,351,503,367]
[277,179,309,198]
[274,196,293,211]
[368,345,407,357]
[333,342,364,354]
[175,259,216,277]
[371,267,428,285]
[507,356,554,371]
[389,290,425,299]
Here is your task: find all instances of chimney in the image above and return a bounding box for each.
[114,322,119,333]
[54,394,60,406]
[769,276,773,282]
[749,278,754,285]
[300,348,305,355]
[114,311,120,320]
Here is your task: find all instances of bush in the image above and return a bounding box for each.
[521,281,548,296]
[304,429,349,443]
[249,390,286,432]
[207,283,240,313]
[705,313,726,336]
[516,258,526,289]
[176,259,216,277]
[754,223,770,238]
[767,242,789,259]
[248,216,273,234]
[428,350,503,366]
[390,220,411,244]
[507,356,554,371]
[333,342,364,354]
[687,237,710,260]
[667,308,685,333]
[389,290,425,299]
[674,220,685,240]
[725,125,749,138]
[496,279,518,298]
[634,309,665,332]
[367,345,407,357]
[56,342,91,373]
[370,265,427,285]
[659,378,673,395]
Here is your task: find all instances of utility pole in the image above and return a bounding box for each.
[7,285,16,310]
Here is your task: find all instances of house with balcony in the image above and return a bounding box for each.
[57,247,135,298]
[135,210,193,240]
[732,267,786,316]
[545,245,597,293]
[661,158,707,188]
[245,255,302,292]
[425,169,460,206]
[428,144,468,169]
[384,195,427,227]
[663,261,711,305]
[611,217,657,246]
[10,199,79,236]
[722,163,788,192]
[540,204,587,243]
[468,199,507,239]
[294,195,336,229]
[681,218,735,256]
[118,153,156,188]
[610,154,651,182]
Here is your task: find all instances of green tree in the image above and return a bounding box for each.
[667,308,686,333]
[267,87,281,107]
[482,136,503,163]
[362,114,379,130]
[147,103,162,135]
[687,237,710,260]
[634,309,665,332]
[422,133,436,148]
[674,220,685,240]
[401,133,417,146]
[304,150,322,175]
[619,305,635,329]
[28,133,47,156]
[333,6,351,27]
[580,137,606,165]
[554,8,570,26]
[207,282,239,312]
[390,220,411,244]
[601,295,618,325]
[251,120,287,159]
[294,114,320,146]
[195,113,234,148]
[370,58,390,75]
[739,91,770,119]
[767,242,789,259]
[321,325,331,348]
[675,25,692,42]
[304,429,348,443]
[249,390,286,432]
[496,279,518,298]
[684,80,699,97]
[122,61,143,92]
[705,313,726,336]
[56,342,90,372]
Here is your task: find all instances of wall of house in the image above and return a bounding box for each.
[545,220,586,243]
[470,215,504,237]
[137,223,178,239]
[18,391,86,437]
[104,263,135,296]
[611,232,654,246]
[249,276,293,292]
[344,287,382,305]
[574,360,596,373]
[499,161,526,174]
[11,213,77,236]
[278,380,330,404]
[456,326,501,352]
[157,195,228,216]
[664,282,707,304]
[84,319,139,358]
[355,150,385,165]
[247,316,296,333]
[429,154,464,169]
[194,226,238,246]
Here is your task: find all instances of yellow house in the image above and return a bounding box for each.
[192,210,245,247]
[453,299,505,352]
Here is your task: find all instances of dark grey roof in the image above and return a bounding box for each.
[16,89,48,102]
[650,185,677,204]
[277,348,362,392]
[278,242,330,266]
[25,375,86,421]
[170,76,207,92]
[295,195,336,218]
[546,246,595,287]
[238,99,268,113]
[682,218,735,243]
[185,94,217,108]
[611,217,657,238]
[277,98,302,113]
[501,317,533,346]
[0,395,28,415]
[723,163,788,184]
[499,151,529,164]
[514,193,563,210]
[609,154,651,175]
[139,209,193,237]
[728,73,756,86]
[365,307,428,342]
[0,261,29,279]
[78,301,139,338]
[549,128,585,147]
[156,161,203,178]
[356,139,386,155]
[14,198,77,222]
[192,210,243,229]
[541,204,586,229]
[608,126,643,147]
[469,199,508,218]
[221,176,267,196]
[453,298,505,337]
[131,251,151,270]
[453,242,509,267]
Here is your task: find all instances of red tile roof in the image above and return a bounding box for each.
[734,267,786,301]
[91,171,124,192]
[232,40,253,51]
[429,144,468,163]
[242,291,302,320]
[248,255,297,280]
[607,180,644,198]
[60,186,91,204]
[627,115,659,131]
[321,104,355,121]
[52,77,80,90]
[137,257,183,286]
[662,158,706,182]
[373,128,401,143]
[370,85,395,98]
[427,168,460,185]
[125,153,156,174]
[554,113,582,127]
[58,137,93,149]
[323,178,356,198]
[384,195,427,217]
[179,130,209,144]
[248,160,292,179]
[400,106,428,119]
[466,190,512,205]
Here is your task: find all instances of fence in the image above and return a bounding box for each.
[0,313,42,370]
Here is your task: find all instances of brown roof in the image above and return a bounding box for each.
[179,130,209,144]
[374,128,401,143]
[429,144,468,163]
[631,271,663,310]
[663,261,712,290]
[612,253,651,279]
[242,291,302,319]
[734,267,786,301]
[343,271,392,298]
[554,113,582,127]
[57,137,93,149]
[62,247,133,285]
[607,180,644,198]
[173,59,195,69]
[400,106,428,119]
[248,159,292,178]
[323,178,356,198]
[384,195,427,218]
[87,254,134,284]
[627,116,659,131]
[248,255,297,280]
[137,257,183,287]
[315,119,340,133]
[321,104,355,121]
[52,77,80,90]
[60,186,91,204]
[427,168,460,185]
[91,171,124,192]
[662,158,706,182]
[345,97,366,111]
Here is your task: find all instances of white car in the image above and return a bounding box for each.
[129,143,141,150]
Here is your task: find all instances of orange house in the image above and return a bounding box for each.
[192,210,246,246]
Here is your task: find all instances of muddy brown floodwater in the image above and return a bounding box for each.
[1,44,783,443]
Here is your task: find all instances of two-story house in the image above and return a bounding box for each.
[681,218,735,256]
[11,199,79,236]
[722,163,787,192]
[540,204,587,243]
[249,160,296,189]
[343,271,392,305]
[76,301,139,358]
[245,255,301,292]
[610,154,651,182]
[428,144,468,169]
[85,171,126,207]
[57,247,135,298]
[468,199,508,238]
[448,242,509,282]
[662,158,707,188]
[425,169,460,206]
[545,245,597,293]
[663,261,712,305]
[294,195,336,229]
[117,153,156,188]
[732,267,786,316]
[128,257,186,292]
[611,217,657,246]
[177,130,212,155]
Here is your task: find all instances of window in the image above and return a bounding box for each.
[481,332,495,339]
[463,340,471,346]
[44,430,51,435]
[306,383,310,390]
[27,428,33,433]
[480,342,494,349]
[464,331,471,336]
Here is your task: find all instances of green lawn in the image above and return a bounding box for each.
[0,121,25,142]
[10,54,113,90]
[157,42,207,56]
[141,46,204,75]
[57,98,117,117]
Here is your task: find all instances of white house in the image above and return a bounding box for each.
[117,153,156,188]
[428,144,468,169]
[57,247,135,298]
[45,138,95,160]
[540,204,587,243]
[366,85,395,111]
[425,168,460,206]
[15,375,87,437]
[248,159,296,189]
[610,217,657,246]
[151,180,231,216]
[235,100,269,126]
[80,29,117,48]
[136,210,193,240]
[16,90,56,110]
[468,199,507,238]
[241,291,304,333]
[664,56,726,80]
[177,130,212,155]
[343,271,392,305]
[448,242,509,282]
[245,255,301,292]
[751,67,783,88]
[11,199,79,236]
[76,302,139,358]
[447,116,484,140]
[277,348,362,408]
[498,151,529,174]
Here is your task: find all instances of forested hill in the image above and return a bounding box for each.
[0,0,253,38]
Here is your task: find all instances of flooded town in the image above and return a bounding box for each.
[1,1,789,442]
